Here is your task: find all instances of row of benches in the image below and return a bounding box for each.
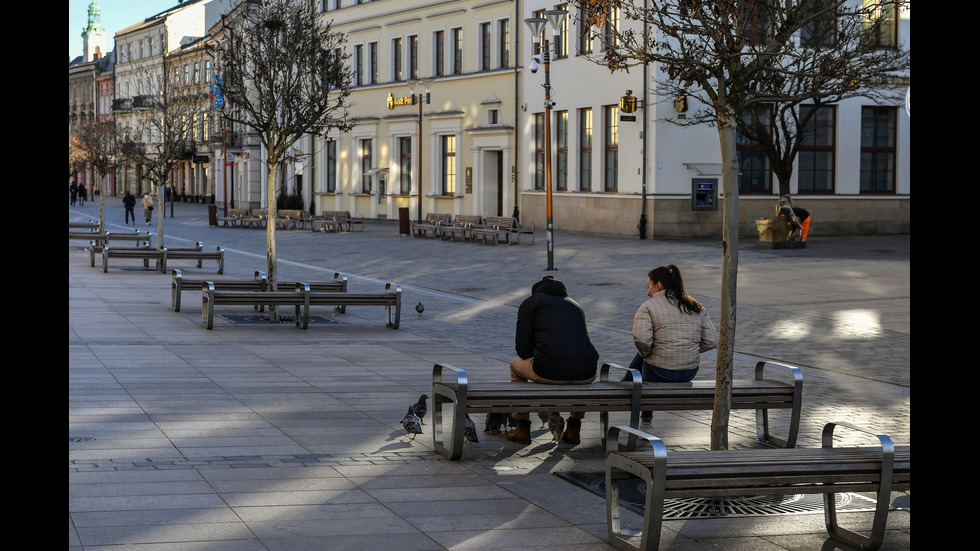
[431,360,909,551]
[412,214,535,244]
[218,209,364,232]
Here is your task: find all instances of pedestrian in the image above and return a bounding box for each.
[507,275,600,445]
[123,191,137,225]
[77,183,87,206]
[70,182,78,206]
[627,265,717,428]
[776,195,810,242]
[142,194,154,225]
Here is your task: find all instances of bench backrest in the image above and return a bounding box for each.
[226,209,248,217]
[484,216,515,229]
[426,213,452,224]
[277,209,305,219]
[252,209,269,219]
[453,215,483,227]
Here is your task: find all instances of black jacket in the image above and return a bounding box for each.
[515,278,599,381]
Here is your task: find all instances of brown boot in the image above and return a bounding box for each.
[506,420,532,444]
[561,417,581,445]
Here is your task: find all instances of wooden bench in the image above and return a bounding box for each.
[431,361,802,460]
[239,209,268,229]
[311,210,364,233]
[432,362,643,460]
[470,216,516,244]
[93,242,202,268]
[202,281,401,330]
[275,209,308,230]
[510,220,536,244]
[101,245,224,274]
[72,230,149,247]
[411,213,452,238]
[440,215,484,242]
[216,208,249,227]
[604,422,910,551]
[172,270,348,312]
[69,221,100,231]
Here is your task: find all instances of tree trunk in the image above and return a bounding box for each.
[711,116,739,451]
[266,160,280,321]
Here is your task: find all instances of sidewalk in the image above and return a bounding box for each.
[70,202,909,550]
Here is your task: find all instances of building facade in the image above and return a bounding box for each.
[520,1,911,238]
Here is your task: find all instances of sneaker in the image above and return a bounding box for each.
[639,420,653,430]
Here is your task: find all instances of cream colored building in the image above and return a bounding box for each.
[302,0,524,221]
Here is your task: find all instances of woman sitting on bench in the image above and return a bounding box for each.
[628,264,717,427]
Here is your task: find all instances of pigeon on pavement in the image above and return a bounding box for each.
[411,394,428,424]
[484,412,506,435]
[548,413,565,442]
[537,412,551,429]
[463,414,479,444]
[401,407,423,441]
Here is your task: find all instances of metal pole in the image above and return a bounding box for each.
[543,38,555,271]
[417,96,423,224]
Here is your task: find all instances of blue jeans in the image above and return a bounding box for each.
[627,354,699,422]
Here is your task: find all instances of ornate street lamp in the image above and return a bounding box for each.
[525,9,566,271]
[407,78,433,224]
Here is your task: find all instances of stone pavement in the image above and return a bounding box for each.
[69,202,910,550]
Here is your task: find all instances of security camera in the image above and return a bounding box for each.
[544,99,556,108]
[529,58,539,73]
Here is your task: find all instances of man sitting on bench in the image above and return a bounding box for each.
[508,275,600,445]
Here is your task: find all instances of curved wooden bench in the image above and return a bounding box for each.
[605,422,910,551]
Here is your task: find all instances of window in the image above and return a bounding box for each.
[399,137,413,194]
[369,42,378,84]
[579,108,592,191]
[603,105,618,192]
[736,105,772,193]
[183,64,190,85]
[554,4,569,58]
[452,28,463,74]
[205,60,211,84]
[534,113,546,191]
[860,106,896,193]
[601,4,619,50]
[801,0,837,48]
[498,19,510,68]
[193,62,200,84]
[480,22,492,71]
[577,5,593,54]
[798,105,835,193]
[326,140,337,193]
[738,0,774,45]
[434,31,445,76]
[354,44,363,85]
[441,135,456,195]
[556,111,568,191]
[392,38,403,81]
[863,0,899,48]
[360,139,373,193]
[409,35,419,79]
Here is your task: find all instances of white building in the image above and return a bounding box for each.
[520,1,910,238]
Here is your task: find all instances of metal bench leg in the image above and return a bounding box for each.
[822,422,895,551]
[755,361,803,448]
[606,427,668,551]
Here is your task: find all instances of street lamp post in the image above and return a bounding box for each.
[525,10,566,272]
[408,79,433,224]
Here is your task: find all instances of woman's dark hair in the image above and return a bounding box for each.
[648,264,703,314]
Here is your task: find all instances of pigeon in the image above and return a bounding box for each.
[463,414,479,444]
[401,406,423,441]
[547,413,565,442]
[411,394,428,424]
[537,412,551,429]
[484,412,507,435]
[416,302,424,315]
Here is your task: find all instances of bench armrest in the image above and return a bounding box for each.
[754,360,804,448]
[605,425,667,457]
[822,421,897,550]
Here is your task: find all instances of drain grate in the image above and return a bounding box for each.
[556,471,876,518]
[219,313,340,326]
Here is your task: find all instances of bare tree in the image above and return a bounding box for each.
[213,0,353,317]
[579,0,908,449]
[119,63,205,248]
[738,1,910,197]
[75,119,122,231]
